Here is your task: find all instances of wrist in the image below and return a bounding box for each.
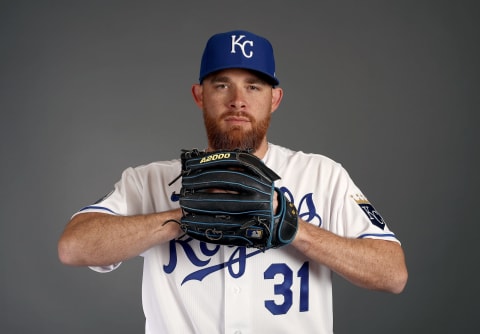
[151,209,183,241]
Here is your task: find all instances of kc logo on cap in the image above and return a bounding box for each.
[199,30,279,86]
[231,34,254,58]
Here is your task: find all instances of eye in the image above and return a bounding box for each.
[247,84,260,91]
[215,83,229,90]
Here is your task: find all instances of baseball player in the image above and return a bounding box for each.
[58,30,408,333]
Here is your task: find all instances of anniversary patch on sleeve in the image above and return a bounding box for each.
[351,194,386,230]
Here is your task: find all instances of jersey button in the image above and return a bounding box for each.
[234,331,242,334]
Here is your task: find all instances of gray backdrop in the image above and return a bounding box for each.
[1,0,478,333]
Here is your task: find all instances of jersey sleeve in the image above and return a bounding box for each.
[73,166,143,217]
[330,166,400,243]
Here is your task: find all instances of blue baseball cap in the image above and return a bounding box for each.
[199,30,279,86]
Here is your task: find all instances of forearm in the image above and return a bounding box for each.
[291,220,408,293]
[58,210,183,267]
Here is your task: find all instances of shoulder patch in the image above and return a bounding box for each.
[351,194,386,230]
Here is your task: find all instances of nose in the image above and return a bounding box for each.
[229,87,246,109]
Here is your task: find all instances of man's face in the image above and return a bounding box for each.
[192,69,283,153]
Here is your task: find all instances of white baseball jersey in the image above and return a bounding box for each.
[78,143,400,334]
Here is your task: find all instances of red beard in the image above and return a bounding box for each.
[203,111,271,151]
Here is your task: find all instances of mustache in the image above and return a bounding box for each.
[221,111,253,121]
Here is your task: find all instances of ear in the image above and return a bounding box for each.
[191,84,203,109]
[270,87,283,113]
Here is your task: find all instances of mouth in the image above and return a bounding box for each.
[225,116,250,125]
[223,112,251,125]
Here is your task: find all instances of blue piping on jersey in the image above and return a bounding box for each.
[78,205,118,215]
[358,233,397,239]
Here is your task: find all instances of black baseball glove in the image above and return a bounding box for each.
[171,149,298,250]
